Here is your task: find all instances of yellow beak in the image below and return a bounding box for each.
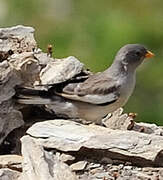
[145,50,155,58]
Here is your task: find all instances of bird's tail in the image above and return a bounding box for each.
[15,87,53,105]
[16,95,52,104]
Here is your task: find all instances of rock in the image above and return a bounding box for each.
[0,168,21,180]
[27,120,163,167]
[102,108,163,136]
[0,25,39,148]
[0,61,22,102]
[93,172,110,179]
[39,56,85,86]
[135,167,142,171]
[135,122,163,135]
[0,100,24,145]
[70,161,87,171]
[21,119,163,179]
[101,157,113,164]
[118,164,124,169]
[0,25,36,53]
[0,155,22,171]
[0,60,23,145]
[87,163,101,170]
[59,153,75,162]
[21,135,78,180]
[136,172,153,180]
[124,166,133,170]
[9,52,40,87]
[143,167,159,172]
[90,167,103,175]
[110,166,119,172]
[33,51,52,66]
[102,108,133,130]
[120,169,132,177]
[159,169,163,177]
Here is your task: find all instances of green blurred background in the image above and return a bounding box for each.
[1,0,163,124]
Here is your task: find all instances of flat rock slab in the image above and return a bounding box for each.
[21,136,78,180]
[27,120,163,167]
[0,155,22,169]
[0,168,21,180]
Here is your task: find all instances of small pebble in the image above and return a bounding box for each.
[101,157,113,164]
[124,166,132,170]
[94,172,110,179]
[70,161,87,171]
[118,164,124,169]
[90,167,103,175]
[146,171,153,176]
[88,163,101,169]
[110,167,119,173]
[60,153,75,162]
[159,169,163,177]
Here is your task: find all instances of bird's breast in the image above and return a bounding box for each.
[118,73,136,106]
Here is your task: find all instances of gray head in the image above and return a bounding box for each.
[114,44,154,71]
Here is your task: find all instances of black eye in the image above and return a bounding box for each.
[135,51,141,56]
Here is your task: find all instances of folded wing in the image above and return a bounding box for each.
[57,73,120,105]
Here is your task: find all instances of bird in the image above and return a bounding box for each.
[16,44,154,124]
